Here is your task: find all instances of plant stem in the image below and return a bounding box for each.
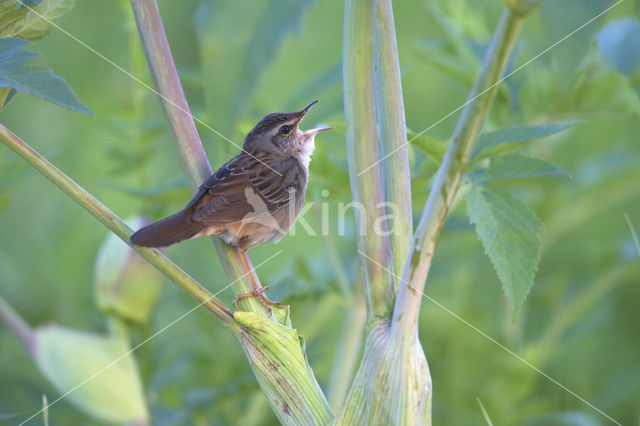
[129,0,210,188]
[129,0,269,316]
[0,294,36,353]
[373,0,413,276]
[0,124,238,330]
[343,0,395,324]
[393,7,527,335]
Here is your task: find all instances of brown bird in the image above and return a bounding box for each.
[130,101,331,303]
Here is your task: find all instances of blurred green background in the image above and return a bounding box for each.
[1,0,639,424]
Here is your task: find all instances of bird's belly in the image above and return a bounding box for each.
[217,201,303,251]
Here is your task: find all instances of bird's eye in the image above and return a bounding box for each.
[279,125,291,135]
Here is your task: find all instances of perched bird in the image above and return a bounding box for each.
[130,101,331,304]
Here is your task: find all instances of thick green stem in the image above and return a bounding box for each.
[129,0,268,316]
[0,124,237,330]
[393,7,527,336]
[373,0,412,276]
[334,320,431,425]
[344,0,395,324]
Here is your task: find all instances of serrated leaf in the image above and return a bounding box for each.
[484,153,569,181]
[466,183,543,319]
[0,37,90,113]
[471,122,579,161]
[408,130,448,165]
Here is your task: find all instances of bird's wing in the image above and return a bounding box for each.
[188,152,302,227]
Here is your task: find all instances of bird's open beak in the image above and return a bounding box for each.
[297,101,334,135]
[304,126,334,136]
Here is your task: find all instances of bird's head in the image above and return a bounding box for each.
[244,101,332,162]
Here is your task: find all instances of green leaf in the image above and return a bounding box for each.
[471,122,579,161]
[33,324,149,424]
[14,0,74,41]
[520,59,640,119]
[466,183,543,319]
[484,153,569,181]
[0,2,29,37]
[0,37,90,113]
[569,65,640,117]
[94,216,164,324]
[0,0,74,41]
[408,130,448,165]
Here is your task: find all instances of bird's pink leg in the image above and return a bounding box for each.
[236,250,283,310]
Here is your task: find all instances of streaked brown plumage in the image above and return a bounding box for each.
[130,101,331,252]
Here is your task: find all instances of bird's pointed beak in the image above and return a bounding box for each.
[296,101,333,136]
[300,100,318,115]
[295,100,319,123]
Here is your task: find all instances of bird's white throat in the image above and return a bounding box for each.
[296,139,316,168]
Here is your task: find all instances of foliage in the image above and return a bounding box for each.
[0,0,87,112]
[0,37,88,112]
[466,183,543,318]
[0,0,639,424]
[33,324,148,424]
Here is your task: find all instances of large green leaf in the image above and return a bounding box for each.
[0,37,90,113]
[33,324,149,424]
[0,0,74,41]
[484,153,568,181]
[466,183,543,319]
[471,122,579,161]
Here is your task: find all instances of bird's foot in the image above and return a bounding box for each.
[235,286,285,311]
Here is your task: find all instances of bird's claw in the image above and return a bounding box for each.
[235,286,284,311]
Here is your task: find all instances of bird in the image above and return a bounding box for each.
[130,101,331,305]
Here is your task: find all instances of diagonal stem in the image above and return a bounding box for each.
[0,123,238,330]
[130,0,269,316]
[393,7,528,335]
[0,294,36,354]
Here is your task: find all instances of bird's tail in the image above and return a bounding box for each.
[130,210,204,248]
